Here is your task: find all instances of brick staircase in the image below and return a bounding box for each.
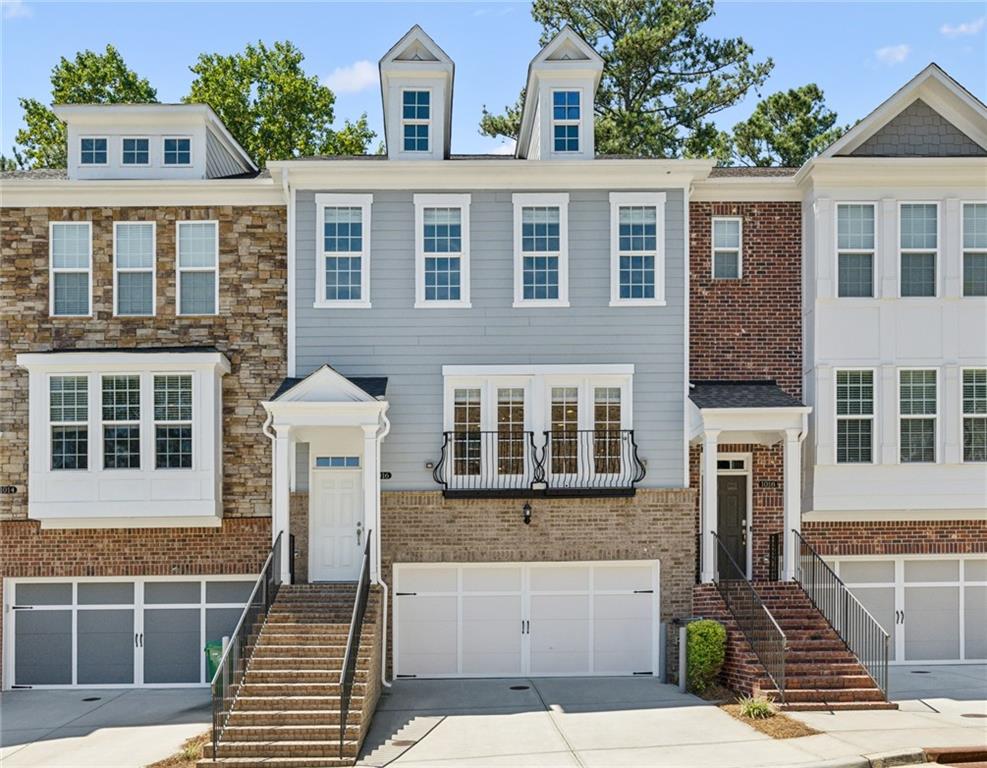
[199,583,383,768]
[753,582,896,712]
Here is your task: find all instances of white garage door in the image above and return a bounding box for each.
[394,561,658,678]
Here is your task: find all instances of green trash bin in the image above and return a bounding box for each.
[205,641,225,682]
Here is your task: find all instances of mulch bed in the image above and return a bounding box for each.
[145,731,209,768]
[720,704,820,739]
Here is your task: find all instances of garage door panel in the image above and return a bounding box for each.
[904,586,960,661]
[964,586,987,659]
[400,567,459,593]
[143,608,201,683]
[841,561,894,584]
[594,565,652,592]
[530,594,589,621]
[529,566,590,592]
[905,560,959,582]
[77,609,135,685]
[462,566,522,592]
[965,560,987,582]
[16,583,71,606]
[462,594,522,676]
[14,610,73,685]
[396,595,458,677]
[850,587,896,661]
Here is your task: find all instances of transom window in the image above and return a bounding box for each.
[415,195,471,307]
[163,137,191,165]
[837,204,875,298]
[154,375,193,469]
[963,202,987,297]
[552,90,580,153]
[402,90,430,152]
[114,222,155,316]
[316,195,372,308]
[712,217,742,279]
[121,138,150,165]
[610,193,665,305]
[963,369,987,463]
[50,376,88,470]
[315,456,360,468]
[102,376,141,469]
[80,137,107,165]
[899,369,937,463]
[50,222,92,317]
[513,194,569,306]
[836,370,874,464]
[899,203,937,297]
[177,221,218,316]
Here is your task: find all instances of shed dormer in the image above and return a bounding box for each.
[54,104,256,181]
[379,25,454,160]
[516,27,604,161]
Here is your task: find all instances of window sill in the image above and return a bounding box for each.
[50,313,93,319]
[512,300,570,309]
[176,312,219,318]
[313,300,372,309]
[608,299,666,308]
[414,301,472,309]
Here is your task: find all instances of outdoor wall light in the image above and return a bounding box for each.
[523,503,532,525]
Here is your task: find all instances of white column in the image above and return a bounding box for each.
[273,426,292,583]
[700,429,720,583]
[362,424,379,579]
[782,427,803,581]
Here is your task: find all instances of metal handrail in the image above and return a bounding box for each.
[768,532,782,582]
[712,531,787,701]
[211,531,284,756]
[338,531,372,757]
[541,429,646,491]
[793,530,890,697]
[432,431,542,492]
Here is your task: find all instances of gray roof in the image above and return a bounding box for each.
[707,166,798,178]
[36,345,222,355]
[272,375,388,400]
[1,168,271,180]
[689,381,804,409]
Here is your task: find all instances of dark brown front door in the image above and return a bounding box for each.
[717,475,747,578]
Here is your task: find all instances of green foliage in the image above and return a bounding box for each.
[686,619,726,693]
[185,40,374,166]
[731,83,846,167]
[15,45,158,169]
[737,694,776,719]
[0,151,26,171]
[478,90,525,146]
[479,0,772,157]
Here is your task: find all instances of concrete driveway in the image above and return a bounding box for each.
[0,688,210,767]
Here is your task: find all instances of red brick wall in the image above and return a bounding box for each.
[803,520,987,556]
[693,585,764,696]
[690,201,802,398]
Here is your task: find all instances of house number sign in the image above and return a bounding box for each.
[380,472,392,480]
[758,480,780,489]
[0,485,17,494]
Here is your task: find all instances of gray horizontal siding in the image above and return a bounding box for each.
[294,188,686,490]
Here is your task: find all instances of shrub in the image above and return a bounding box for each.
[686,618,726,693]
[738,694,776,719]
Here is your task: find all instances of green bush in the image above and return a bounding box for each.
[738,694,776,719]
[686,619,726,693]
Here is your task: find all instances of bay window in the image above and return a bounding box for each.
[50,376,88,470]
[102,375,141,469]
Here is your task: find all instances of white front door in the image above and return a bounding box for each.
[309,469,364,582]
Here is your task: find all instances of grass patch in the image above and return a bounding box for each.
[145,731,210,768]
[721,702,820,740]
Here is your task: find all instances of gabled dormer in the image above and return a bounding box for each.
[379,25,454,161]
[54,103,257,181]
[516,26,604,161]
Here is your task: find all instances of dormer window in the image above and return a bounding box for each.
[163,137,192,166]
[80,137,107,165]
[402,90,431,152]
[552,91,581,153]
[122,137,150,165]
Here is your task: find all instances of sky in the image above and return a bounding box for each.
[1,0,985,158]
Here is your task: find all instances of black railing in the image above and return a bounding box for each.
[433,431,541,494]
[695,533,702,585]
[793,530,890,698]
[542,430,646,494]
[339,531,372,758]
[712,531,787,702]
[768,532,782,582]
[211,532,284,756]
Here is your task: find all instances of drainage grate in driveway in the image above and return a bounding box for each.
[910,670,931,674]
[391,739,418,746]
[510,685,530,691]
[81,697,101,702]
[961,713,987,718]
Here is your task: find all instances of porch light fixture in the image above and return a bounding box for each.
[523,503,532,525]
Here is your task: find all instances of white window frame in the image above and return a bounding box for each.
[314,194,372,309]
[153,373,194,471]
[400,87,432,154]
[897,367,939,465]
[897,201,939,299]
[833,367,877,465]
[79,136,108,166]
[162,136,192,167]
[609,192,666,307]
[962,200,987,299]
[414,193,471,309]
[961,366,987,464]
[175,220,219,317]
[550,88,581,155]
[113,221,156,317]
[100,373,142,471]
[120,136,151,167]
[512,192,570,308]
[48,373,91,472]
[835,202,878,299]
[49,221,93,318]
[711,216,743,280]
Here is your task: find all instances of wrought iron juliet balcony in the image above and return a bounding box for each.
[433,429,646,497]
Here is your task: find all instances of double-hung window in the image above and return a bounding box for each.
[114,222,155,316]
[102,375,141,469]
[963,202,987,297]
[414,194,471,308]
[163,137,191,165]
[835,370,874,463]
[712,217,742,279]
[963,369,987,463]
[121,137,150,166]
[609,192,665,305]
[402,90,430,153]
[512,193,569,306]
[50,376,89,470]
[50,222,92,317]
[315,194,372,308]
[552,90,580,153]
[899,369,937,463]
[837,203,876,298]
[177,221,218,316]
[80,137,107,165]
[154,375,193,469]
[899,203,937,297]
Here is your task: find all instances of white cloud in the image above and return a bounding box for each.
[324,60,378,94]
[2,0,32,19]
[940,16,985,37]
[491,139,517,155]
[875,44,911,65]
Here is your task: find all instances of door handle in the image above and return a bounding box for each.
[356,523,363,546]
[135,633,139,648]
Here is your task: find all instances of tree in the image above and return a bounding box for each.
[731,84,846,166]
[185,41,374,166]
[479,0,772,157]
[15,45,157,168]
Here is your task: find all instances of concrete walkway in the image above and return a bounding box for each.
[0,688,211,767]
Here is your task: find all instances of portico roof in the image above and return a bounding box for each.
[689,381,804,410]
[688,381,810,445]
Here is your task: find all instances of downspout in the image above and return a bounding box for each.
[262,408,278,548]
[373,406,392,688]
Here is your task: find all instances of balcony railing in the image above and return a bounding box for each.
[433,429,645,497]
